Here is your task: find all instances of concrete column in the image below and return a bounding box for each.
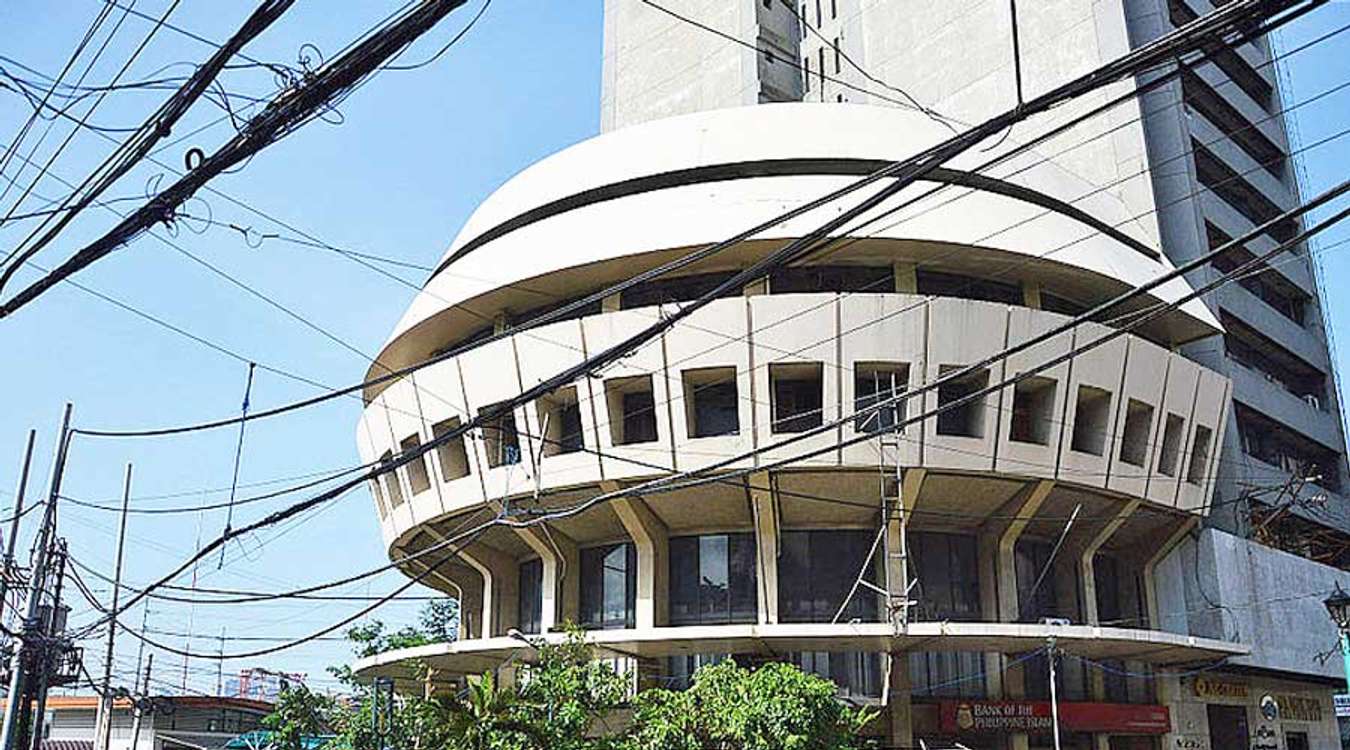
[1142,517,1199,631]
[893,261,917,293]
[1022,280,1042,309]
[1079,499,1141,627]
[886,468,925,626]
[400,542,478,639]
[748,471,780,624]
[979,479,1053,723]
[512,525,580,630]
[886,654,913,748]
[610,487,670,628]
[460,543,520,638]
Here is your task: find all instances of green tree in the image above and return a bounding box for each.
[623,660,876,750]
[262,682,337,750]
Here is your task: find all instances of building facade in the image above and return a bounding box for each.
[355,1,1350,748]
[33,695,269,750]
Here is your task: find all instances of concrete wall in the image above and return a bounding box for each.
[601,0,801,132]
[1160,527,1350,680]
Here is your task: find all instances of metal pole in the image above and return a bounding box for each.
[28,545,66,750]
[1340,631,1350,699]
[95,465,132,750]
[216,628,225,696]
[1047,637,1061,750]
[0,431,36,619]
[129,654,153,750]
[0,404,71,750]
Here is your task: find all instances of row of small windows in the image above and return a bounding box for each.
[1207,222,1309,326]
[513,530,1146,702]
[1167,0,1275,108]
[369,359,1215,516]
[1193,141,1297,246]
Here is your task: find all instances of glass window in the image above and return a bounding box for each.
[580,543,636,629]
[779,530,879,623]
[910,532,980,622]
[791,651,882,699]
[518,558,543,634]
[770,363,824,433]
[669,534,758,625]
[854,363,908,434]
[684,368,740,438]
[606,376,659,445]
[479,405,521,467]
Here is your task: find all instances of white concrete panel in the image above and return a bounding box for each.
[514,319,605,493]
[922,298,1007,472]
[662,298,757,473]
[995,307,1073,480]
[1106,336,1170,499]
[1175,366,1230,513]
[1148,355,1203,508]
[581,309,676,482]
[750,294,840,469]
[1058,321,1129,488]
[838,293,927,468]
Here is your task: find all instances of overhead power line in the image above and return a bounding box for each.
[0,0,472,319]
[0,0,296,282]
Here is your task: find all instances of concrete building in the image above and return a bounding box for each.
[30,695,269,750]
[355,1,1350,748]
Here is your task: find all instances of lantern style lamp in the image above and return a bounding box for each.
[1325,582,1350,697]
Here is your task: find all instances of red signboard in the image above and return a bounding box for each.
[938,701,1171,735]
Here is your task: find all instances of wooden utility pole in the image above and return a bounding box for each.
[128,654,153,750]
[0,431,36,618]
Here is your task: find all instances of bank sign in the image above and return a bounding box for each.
[939,701,1171,734]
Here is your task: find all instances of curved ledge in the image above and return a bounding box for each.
[352,622,1249,682]
[430,159,1159,279]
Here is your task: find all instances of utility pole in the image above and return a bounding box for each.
[128,654,153,750]
[1046,636,1061,750]
[94,465,132,750]
[0,404,72,750]
[216,628,225,697]
[0,431,36,621]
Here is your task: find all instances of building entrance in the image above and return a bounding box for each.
[1206,704,1249,748]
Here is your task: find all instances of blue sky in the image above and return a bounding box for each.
[0,0,1348,698]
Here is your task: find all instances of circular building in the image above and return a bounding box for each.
[354,104,1243,747]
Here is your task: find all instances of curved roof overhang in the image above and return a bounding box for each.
[352,622,1248,684]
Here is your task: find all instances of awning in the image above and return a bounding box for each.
[354,621,1249,683]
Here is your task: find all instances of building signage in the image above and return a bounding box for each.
[938,701,1171,734]
[1193,676,1249,700]
[1274,694,1323,722]
[1334,694,1350,718]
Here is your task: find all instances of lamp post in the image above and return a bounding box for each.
[1323,583,1350,697]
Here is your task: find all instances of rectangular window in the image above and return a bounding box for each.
[830,0,837,18]
[431,418,471,481]
[815,0,821,25]
[479,405,521,468]
[580,543,637,629]
[833,38,841,74]
[817,47,825,100]
[800,4,807,40]
[792,651,882,699]
[399,434,432,495]
[683,368,740,438]
[518,558,543,635]
[1070,385,1112,456]
[536,386,585,456]
[909,532,980,621]
[1009,376,1056,445]
[369,478,388,519]
[779,530,879,623]
[378,451,405,509]
[1186,425,1214,486]
[605,375,658,445]
[854,362,908,434]
[770,363,824,433]
[803,56,811,93]
[1118,399,1154,467]
[1158,413,1186,477]
[936,366,990,438]
[669,534,758,625]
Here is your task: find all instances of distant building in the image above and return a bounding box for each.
[34,695,270,750]
[222,668,305,704]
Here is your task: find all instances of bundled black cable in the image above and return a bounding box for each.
[0,0,469,318]
[0,0,296,292]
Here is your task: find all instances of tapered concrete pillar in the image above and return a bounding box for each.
[513,525,579,630]
[460,543,520,637]
[609,486,669,628]
[886,468,925,626]
[748,471,779,624]
[977,480,1053,750]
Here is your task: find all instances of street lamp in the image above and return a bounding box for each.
[1322,583,1350,695]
